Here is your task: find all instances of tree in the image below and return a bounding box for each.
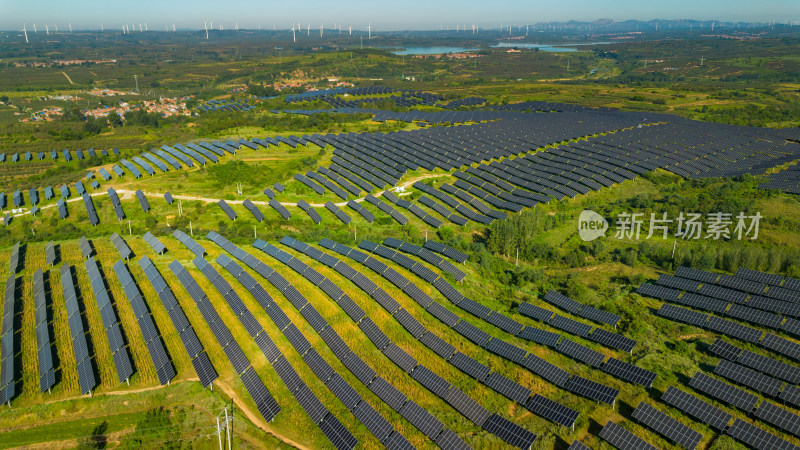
[77,421,108,449]
[83,118,103,135]
[0,95,8,104]
[107,111,123,127]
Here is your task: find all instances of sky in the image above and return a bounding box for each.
[2,0,799,31]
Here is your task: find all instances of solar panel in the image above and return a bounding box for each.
[549,315,592,337]
[631,401,703,450]
[689,372,758,412]
[567,440,590,450]
[781,384,800,409]
[318,413,359,450]
[526,394,579,428]
[556,338,604,367]
[369,376,407,411]
[544,291,582,314]
[482,413,538,449]
[518,302,555,322]
[484,371,532,404]
[383,430,415,450]
[736,350,800,384]
[434,427,470,450]
[715,360,783,397]
[755,401,800,438]
[708,338,743,361]
[761,333,800,362]
[325,373,363,410]
[599,420,657,450]
[351,400,394,443]
[485,337,528,363]
[383,343,418,373]
[727,418,798,450]
[452,320,491,347]
[564,375,619,405]
[657,304,708,327]
[589,328,637,353]
[522,353,571,386]
[602,358,657,388]
[661,385,732,430]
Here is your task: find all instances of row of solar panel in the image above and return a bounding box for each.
[267,237,541,445]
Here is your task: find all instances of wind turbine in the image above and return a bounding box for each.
[349,25,352,35]
[307,24,310,35]
[204,21,209,39]
[33,24,37,33]
[46,25,49,35]
[23,24,29,43]
[173,24,176,32]
[368,22,371,39]
[320,24,323,37]
[144,23,148,31]
[100,25,103,31]
[69,23,72,32]
[292,24,296,42]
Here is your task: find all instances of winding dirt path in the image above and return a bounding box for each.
[5,172,450,220]
[61,72,75,85]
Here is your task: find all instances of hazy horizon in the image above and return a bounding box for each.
[2,0,799,32]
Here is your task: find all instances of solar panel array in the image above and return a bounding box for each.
[172,229,205,256]
[143,232,166,254]
[299,237,587,428]
[242,199,264,222]
[382,238,466,281]
[112,260,175,385]
[82,194,99,226]
[326,238,639,407]
[59,263,97,395]
[135,189,150,212]
[45,241,56,266]
[661,385,732,431]
[208,236,466,448]
[599,420,657,450]
[138,257,217,388]
[727,418,799,450]
[110,233,132,260]
[250,240,502,445]
[217,199,237,220]
[689,372,758,412]
[32,269,56,393]
[197,255,359,449]
[84,257,134,383]
[631,401,703,449]
[0,274,16,404]
[297,200,322,224]
[168,260,282,423]
[8,242,21,274]
[107,187,125,220]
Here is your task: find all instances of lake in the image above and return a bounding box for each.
[388,46,478,55]
[491,42,611,52]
